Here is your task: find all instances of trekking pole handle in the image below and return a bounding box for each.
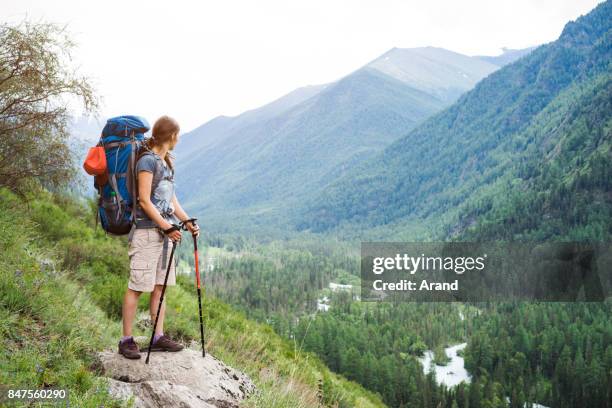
[162,218,197,236]
[180,218,199,235]
[162,224,181,234]
[180,218,197,228]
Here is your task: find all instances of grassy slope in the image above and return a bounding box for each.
[0,188,385,408]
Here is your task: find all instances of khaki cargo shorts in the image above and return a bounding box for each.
[128,228,176,292]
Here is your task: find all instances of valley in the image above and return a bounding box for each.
[173,2,612,407]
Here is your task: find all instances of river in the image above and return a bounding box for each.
[419,343,549,408]
[418,343,471,388]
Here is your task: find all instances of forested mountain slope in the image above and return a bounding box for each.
[174,48,500,232]
[297,0,612,240]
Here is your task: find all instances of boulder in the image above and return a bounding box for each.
[97,346,256,408]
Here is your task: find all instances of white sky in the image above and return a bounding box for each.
[2,0,604,132]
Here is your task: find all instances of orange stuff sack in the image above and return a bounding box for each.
[83,146,107,175]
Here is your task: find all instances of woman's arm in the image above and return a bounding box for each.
[138,171,181,241]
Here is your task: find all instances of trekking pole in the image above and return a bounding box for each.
[145,234,178,364]
[187,219,206,357]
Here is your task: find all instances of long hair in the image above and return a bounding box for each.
[142,115,180,170]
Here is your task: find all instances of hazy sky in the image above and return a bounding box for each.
[2,0,604,132]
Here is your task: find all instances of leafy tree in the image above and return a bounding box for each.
[0,20,97,192]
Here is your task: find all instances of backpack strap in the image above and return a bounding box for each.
[161,234,170,270]
[137,150,166,192]
[128,128,137,223]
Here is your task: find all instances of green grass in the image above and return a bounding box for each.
[0,188,385,408]
[0,189,123,407]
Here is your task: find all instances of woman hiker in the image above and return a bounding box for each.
[119,115,200,359]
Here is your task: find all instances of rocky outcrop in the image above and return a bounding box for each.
[97,344,256,408]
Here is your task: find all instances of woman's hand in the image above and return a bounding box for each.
[161,222,182,242]
[186,220,200,237]
[167,229,182,242]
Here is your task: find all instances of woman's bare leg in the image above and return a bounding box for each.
[122,288,141,337]
[150,284,166,336]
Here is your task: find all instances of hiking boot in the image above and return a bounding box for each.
[149,335,184,352]
[118,337,141,359]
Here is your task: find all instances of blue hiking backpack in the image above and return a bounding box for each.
[95,115,150,235]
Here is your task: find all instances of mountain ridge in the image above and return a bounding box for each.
[175,46,517,231]
[366,46,499,102]
[475,46,537,66]
[295,0,612,238]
